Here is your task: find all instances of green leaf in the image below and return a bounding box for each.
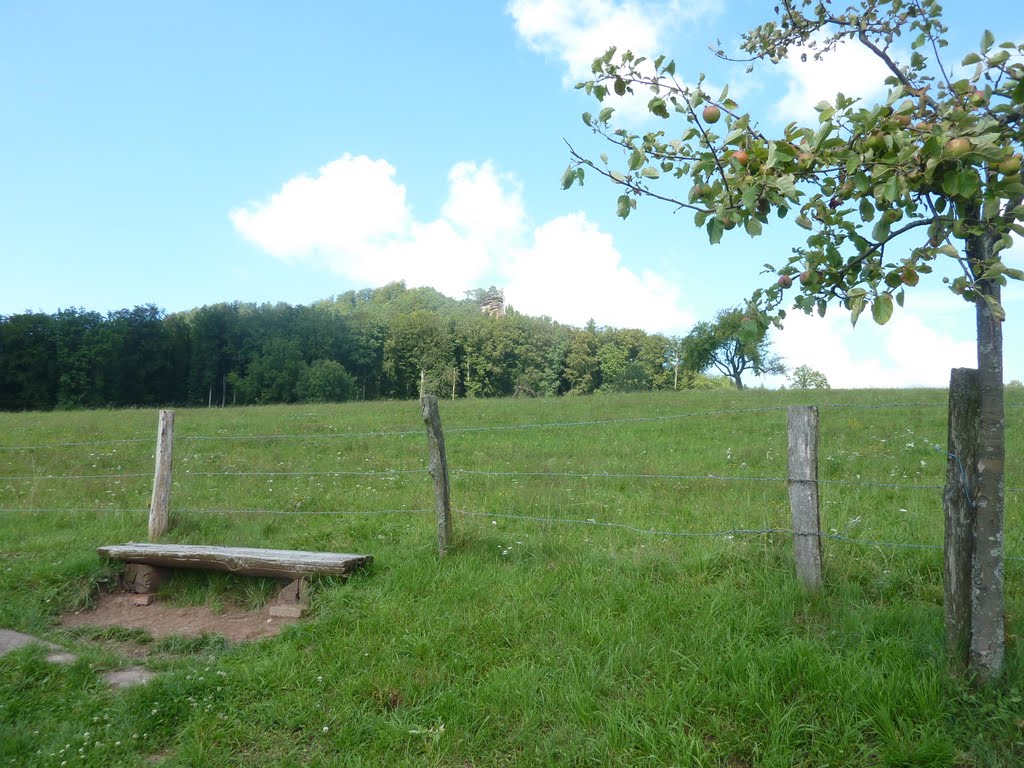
[937,243,960,258]
[706,217,725,245]
[942,174,958,198]
[640,166,660,179]
[962,52,983,65]
[616,194,632,219]
[859,198,875,222]
[982,30,995,52]
[871,293,894,325]
[745,217,762,237]
[613,77,627,96]
[598,106,615,123]
[610,170,626,183]
[629,149,645,171]
[883,175,899,202]
[871,218,891,242]
[981,292,1006,321]
[796,214,812,230]
[560,165,576,190]
[582,112,593,126]
[649,98,669,119]
[850,295,866,326]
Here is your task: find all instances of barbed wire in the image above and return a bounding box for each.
[451,469,785,484]
[174,429,423,442]
[177,507,432,517]
[180,469,425,478]
[8,398,1013,453]
[455,509,1024,560]
[0,437,152,451]
[1,466,1019,492]
[0,506,141,515]
[0,473,151,481]
[457,508,789,538]
[450,468,1024,493]
[0,506,432,517]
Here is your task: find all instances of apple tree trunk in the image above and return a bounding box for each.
[968,228,1006,683]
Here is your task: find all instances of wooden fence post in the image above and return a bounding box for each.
[942,367,1004,680]
[787,405,822,589]
[148,410,175,541]
[421,395,452,557]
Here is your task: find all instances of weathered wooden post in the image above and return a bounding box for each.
[787,405,822,589]
[943,367,1004,681]
[148,410,175,541]
[944,368,979,669]
[421,395,452,557]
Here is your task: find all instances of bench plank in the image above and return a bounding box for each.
[98,543,372,580]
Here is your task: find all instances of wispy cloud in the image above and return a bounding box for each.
[775,36,894,123]
[507,0,718,121]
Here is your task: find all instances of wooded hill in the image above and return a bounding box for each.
[0,282,720,410]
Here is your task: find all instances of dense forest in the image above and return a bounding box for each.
[0,282,725,411]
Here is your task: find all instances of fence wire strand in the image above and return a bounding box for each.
[455,509,1024,560]
[8,399,1013,453]
[0,506,432,518]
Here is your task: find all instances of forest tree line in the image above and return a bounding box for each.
[0,282,731,411]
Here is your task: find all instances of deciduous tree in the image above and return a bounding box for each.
[563,0,1021,681]
[682,308,786,389]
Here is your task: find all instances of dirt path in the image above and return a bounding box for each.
[61,591,299,642]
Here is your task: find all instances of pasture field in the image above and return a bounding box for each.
[1,388,1023,767]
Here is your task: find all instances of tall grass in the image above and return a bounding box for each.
[1,388,1022,766]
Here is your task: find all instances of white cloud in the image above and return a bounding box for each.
[776,37,894,123]
[230,156,521,297]
[229,155,410,261]
[504,212,694,332]
[230,154,695,334]
[770,304,976,389]
[507,0,717,121]
[509,0,664,81]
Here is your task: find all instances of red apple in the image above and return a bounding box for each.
[945,138,972,159]
[702,105,721,124]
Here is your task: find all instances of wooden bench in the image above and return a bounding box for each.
[97,543,373,617]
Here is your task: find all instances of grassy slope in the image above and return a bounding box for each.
[1,388,1022,767]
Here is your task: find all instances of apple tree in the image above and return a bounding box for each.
[682,307,786,390]
[561,0,1022,681]
[788,364,831,390]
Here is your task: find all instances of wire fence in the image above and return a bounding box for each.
[1,401,1021,561]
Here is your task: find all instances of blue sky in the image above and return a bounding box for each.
[1,0,1021,387]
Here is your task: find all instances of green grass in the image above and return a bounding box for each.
[1,389,1023,766]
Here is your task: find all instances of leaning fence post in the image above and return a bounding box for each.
[148,410,175,541]
[943,368,980,670]
[421,395,452,557]
[788,405,822,589]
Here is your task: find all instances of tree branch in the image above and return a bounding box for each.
[566,142,706,214]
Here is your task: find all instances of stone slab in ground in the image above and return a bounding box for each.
[103,667,156,689]
[0,628,60,657]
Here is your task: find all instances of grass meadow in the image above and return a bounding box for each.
[1,388,1023,767]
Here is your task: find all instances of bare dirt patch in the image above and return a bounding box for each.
[61,591,299,643]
